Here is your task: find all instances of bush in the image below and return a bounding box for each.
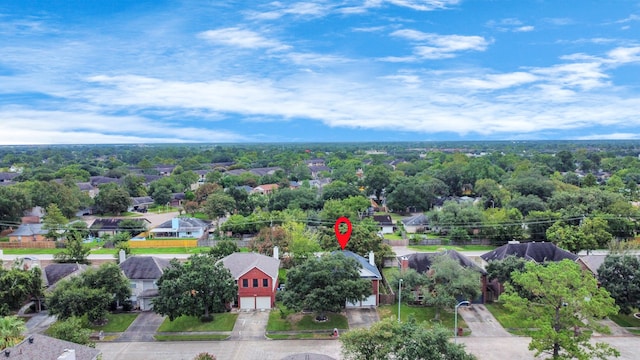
[55,241,67,249]
[193,353,217,360]
[199,314,214,322]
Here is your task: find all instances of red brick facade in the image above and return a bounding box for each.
[237,267,279,308]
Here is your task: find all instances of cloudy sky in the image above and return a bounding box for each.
[1,0,640,144]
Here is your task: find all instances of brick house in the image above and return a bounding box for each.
[219,252,280,310]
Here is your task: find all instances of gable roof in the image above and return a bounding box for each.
[373,215,393,226]
[43,263,89,287]
[131,196,154,206]
[400,250,487,275]
[89,218,150,230]
[481,242,579,263]
[119,256,171,279]
[339,251,382,279]
[6,333,100,360]
[219,252,280,280]
[577,255,608,276]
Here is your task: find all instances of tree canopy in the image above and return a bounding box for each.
[598,254,640,315]
[500,260,619,360]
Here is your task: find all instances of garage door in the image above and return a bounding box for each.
[256,296,271,309]
[240,296,272,310]
[361,295,377,306]
[240,297,255,310]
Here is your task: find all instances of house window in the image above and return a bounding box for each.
[263,279,269,287]
[253,279,258,287]
[242,279,248,288]
[131,283,137,289]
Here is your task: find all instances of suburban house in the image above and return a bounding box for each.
[401,214,429,233]
[249,167,282,177]
[576,254,608,277]
[251,184,279,195]
[373,215,394,234]
[399,250,488,304]
[89,218,150,238]
[219,252,280,310]
[150,217,210,239]
[341,251,382,307]
[119,255,171,311]
[480,241,579,300]
[0,172,19,184]
[8,224,48,243]
[43,263,89,289]
[4,334,101,360]
[129,196,154,212]
[480,241,578,264]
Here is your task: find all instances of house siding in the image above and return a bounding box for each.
[237,268,278,308]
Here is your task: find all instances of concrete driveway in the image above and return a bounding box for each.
[458,304,511,337]
[229,310,270,340]
[345,308,379,329]
[116,312,166,342]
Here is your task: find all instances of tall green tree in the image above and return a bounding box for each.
[421,255,480,321]
[341,317,476,360]
[154,254,237,321]
[0,266,44,314]
[53,231,91,264]
[282,253,371,319]
[47,278,112,323]
[364,165,392,201]
[94,183,131,215]
[501,260,619,360]
[598,255,640,315]
[47,316,93,347]
[42,203,68,241]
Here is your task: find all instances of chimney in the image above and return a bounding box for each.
[118,249,126,264]
[400,256,409,270]
[57,349,76,360]
[273,246,279,260]
[369,251,375,266]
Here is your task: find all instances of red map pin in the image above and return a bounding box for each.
[334,217,352,250]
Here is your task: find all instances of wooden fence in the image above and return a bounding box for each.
[128,239,198,248]
[0,242,56,249]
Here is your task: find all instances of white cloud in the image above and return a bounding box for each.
[606,46,640,64]
[386,0,460,11]
[446,72,538,90]
[0,107,247,144]
[246,2,330,20]
[515,26,534,32]
[486,18,534,32]
[198,27,290,51]
[391,29,489,59]
[576,133,640,140]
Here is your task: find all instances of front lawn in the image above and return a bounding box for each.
[89,313,138,332]
[2,248,65,255]
[377,304,467,330]
[90,247,210,255]
[408,245,495,252]
[484,302,535,333]
[267,305,348,332]
[155,334,229,341]
[157,313,237,332]
[609,312,640,328]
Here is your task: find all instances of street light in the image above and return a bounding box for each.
[454,300,470,343]
[397,279,403,323]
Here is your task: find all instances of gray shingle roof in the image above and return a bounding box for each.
[43,263,88,287]
[339,251,382,279]
[5,334,100,360]
[480,242,579,263]
[400,250,487,275]
[119,256,171,279]
[10,224,47,237]
[219,252,280,280]
[401,213,428,226]
[154,217,210,231]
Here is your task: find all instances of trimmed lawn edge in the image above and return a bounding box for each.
[154,334,229,341]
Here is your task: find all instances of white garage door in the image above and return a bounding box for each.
[240,296,271,310]
[240,297,255,310]
[361,295,377,306]
[346,295,377,308]
[256,296,271,309]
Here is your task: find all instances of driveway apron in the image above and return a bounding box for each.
[346,308,379,329]
[229,310,269,340]
[458,304,511,337]
[117,312,166,342]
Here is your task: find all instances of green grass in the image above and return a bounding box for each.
[90,247,210,255]
[384,233,404,240]
[267,305,348,332]
[378,304,467,330]
[609,312,640,328]
[0,237,9,242]
[157,313,238,332]
[408,245,495,252]
[484,303,535,331]
[267,333,319,340]
[89,313,138,332]
[2,248,65,255]
[154,334,229,341]
[382,267,399,281]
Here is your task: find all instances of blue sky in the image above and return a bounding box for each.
[1,0,640,144]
